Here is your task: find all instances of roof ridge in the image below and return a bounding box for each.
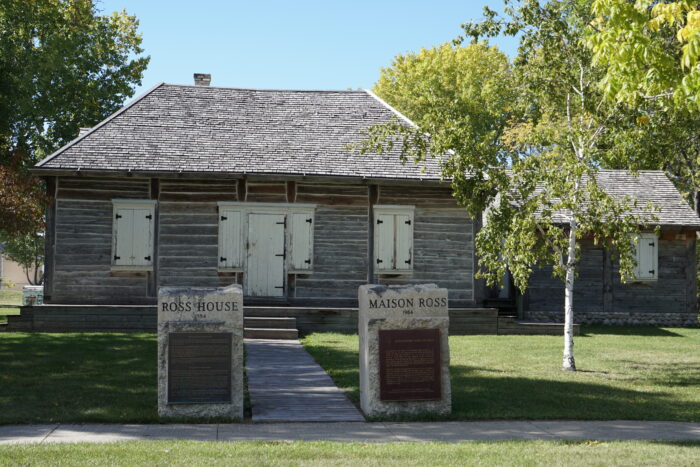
[596,169,666,174]
[363,89,417,128]
[162,83,367,93]
[36,82,166,168]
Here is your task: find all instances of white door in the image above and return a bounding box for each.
[246,213,286,297]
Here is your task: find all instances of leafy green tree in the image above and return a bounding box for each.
[1,231,44,285]
[359,0,654,371]
[587,1,700,214]
[0,0,149,236]
[588,0,700,108]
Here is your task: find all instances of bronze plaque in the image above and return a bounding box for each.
[168,332,232,404]
[379,328,442,401]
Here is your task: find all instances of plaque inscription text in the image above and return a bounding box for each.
[168,332,232,404]
[378,328,441,401]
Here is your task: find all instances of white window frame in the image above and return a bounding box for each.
[373,205,415,274]
[631,232,659,282]
[111,199,157,271]
[216,202,316,274]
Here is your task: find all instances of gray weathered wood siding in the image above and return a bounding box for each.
[527,240,604,313]
[292,182,370,305]
[610,235,695,315]
[51,177,152,304]
[525,233,697,325]
[48,177,478,306]
[376,185,475,306]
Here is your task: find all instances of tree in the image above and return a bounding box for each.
[0,232,44,285]
[587,1,700,214]
[0,0,149,236]
[359,0,654,371]
[587,0,700,108]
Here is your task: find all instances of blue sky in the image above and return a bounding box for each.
[99,0,519,98]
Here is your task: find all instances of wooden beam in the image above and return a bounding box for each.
[237,178,247,202]
[603,247,613,314]
[367,185,379,284]
[43,176,57,301]
[149,178,160,298]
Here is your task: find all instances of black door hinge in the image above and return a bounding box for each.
[115,214,122,219]
[221,215,227,221]
[376,219,383,224]
[114,255,120,260]
[649,269,655,275]
[144,256,151,261]
[275,253,285,258]
[220,257,227,262]
[274,286,284,289]
[405,258,411,265]
[649,242,655,247]
[306,218,313,224]
[376,258,383,264]
[405,219,411,225]
[304,259,311,264]
[145,214,152,220]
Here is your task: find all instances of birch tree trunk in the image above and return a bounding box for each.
[562,216,577,371]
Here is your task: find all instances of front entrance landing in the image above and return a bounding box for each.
[245,339,364,422]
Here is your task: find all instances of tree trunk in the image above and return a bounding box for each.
[562,218,577,371]
[694,189,699,216]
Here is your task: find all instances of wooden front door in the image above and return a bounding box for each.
[246,213,286,297]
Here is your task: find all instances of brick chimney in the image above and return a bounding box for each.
[194,73,211,86]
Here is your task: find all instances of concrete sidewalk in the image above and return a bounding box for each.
[1,421,699,445]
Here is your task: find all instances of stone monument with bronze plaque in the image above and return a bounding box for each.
[157,284,244,419]
[358,283,451,417]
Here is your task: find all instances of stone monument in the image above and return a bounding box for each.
[158,284,244,419]
[359,283,451,417]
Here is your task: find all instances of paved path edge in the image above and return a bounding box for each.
[1,421,699,445]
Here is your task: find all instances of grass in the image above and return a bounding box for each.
[1,327,699,424]
[302,327,700,421]
[1,441,699,466]
[0,332,250,424]
[0,289,21,324]
[0,333,158,424]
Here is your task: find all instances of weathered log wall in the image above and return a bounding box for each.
[48,176,479,307]
[375,185,475,306]
[51,177,152,304]
[525,234,698,326]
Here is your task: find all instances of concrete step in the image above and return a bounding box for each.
[244,317,297,329]
[244,328,299,340]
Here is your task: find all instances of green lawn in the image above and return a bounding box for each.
[1,441,699,466]
[1,328,699,424]
[0,333,158,424]
[302,327,700,421]
[0,289,21,324]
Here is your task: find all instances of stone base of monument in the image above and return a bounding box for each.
[359,284,451,418]
[157,285,244,419]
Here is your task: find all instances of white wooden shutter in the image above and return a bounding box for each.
[131,208,154,266]
[290,211,314,271]
[112,202,155,268]
[395,213,413,270]
[113,208,133,266]
[637,233,658,280]
[218,209,242,269]
[375,213,395,270]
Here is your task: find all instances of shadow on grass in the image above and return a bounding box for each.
[304,337,700,422]
[0,333,158,424]
[582,326,684,337]
[450,364,700,422]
